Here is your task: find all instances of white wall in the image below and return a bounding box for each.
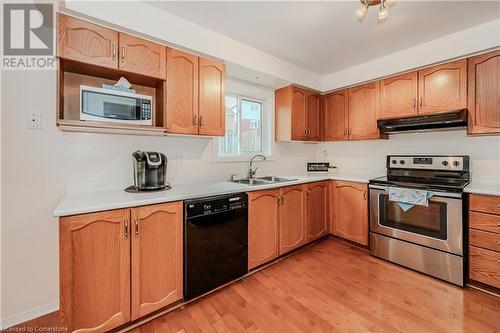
[0,69,316,327]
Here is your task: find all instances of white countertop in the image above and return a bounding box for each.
[54,172,382,217]
[464,181,500,197]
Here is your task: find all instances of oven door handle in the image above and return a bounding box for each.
[368,184,462,199]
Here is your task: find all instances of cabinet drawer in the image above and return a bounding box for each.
[469,211,500,234]
[470,229,500,252]
[469,246,500,289]
[470,194,500,215]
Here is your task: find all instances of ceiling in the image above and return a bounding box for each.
[147,1,500,75]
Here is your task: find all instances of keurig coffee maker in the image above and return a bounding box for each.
[126,150,170,192]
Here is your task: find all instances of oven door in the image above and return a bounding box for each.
[369,185,463,255]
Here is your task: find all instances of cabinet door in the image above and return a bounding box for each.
[324,90,348,141]
[379,72,418,119]
[418,59,467,115]
[60,209,130,332]
[118,33,166,79]
[333,181,368,245]
[280,185,306,255]
[166,49,199,134]
[467,50,500,135]
[130,202,183,320]
[348,82,380,140]
[291,88,307,140]
[57,13,118,69]
[248,189,280,269]
[199,58,225,136]
[306,93,321,141]
[305,182,329,242]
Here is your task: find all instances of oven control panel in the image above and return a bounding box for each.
[387,156,467,171]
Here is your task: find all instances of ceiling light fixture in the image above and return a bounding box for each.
[355,0,395,23]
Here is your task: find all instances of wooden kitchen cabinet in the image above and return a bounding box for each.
[379,71,418,119]
[118,33,166,80]
[130,202,183,320]
[418,59,467,115]
[467,50,500,135]
[198,58,226,136]
[166,49,199,134]
[60,209,131,332]
[332,181,368,245]
[323,89,349,141]
[280,185,306,254]
[248,189,280,269]
[291,88,308,140]
[306,92,322,140]
[348,82,381,140]
[57,13,119,69]
[305,181,329,242]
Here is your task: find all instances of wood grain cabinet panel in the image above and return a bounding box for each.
[418,59,467,115]
[248,189,280,269]
[469,246,500,289]
[291,88,308,140]
[166,49,199,134]
[470,194,500,215]
[118,33,166,79]
[323,89,349,141]
[305,182,329,242]
[280,185,306,254]
[60,209,130,333]
[57,13,118,69]
[469,211,500,234]
[468,50,500,135]
[198,58,225,136]
[306,93,322,140]
[470,229,500,253]
[348,82,381,140]
[333,181,368,245]
[379,72,418,119]
[130,202,183,320]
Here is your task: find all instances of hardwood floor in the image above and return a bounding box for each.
[5,239,500,333]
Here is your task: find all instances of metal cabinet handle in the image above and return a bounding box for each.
[419,97,423,107]
[304,128,307,136]
[306,189,311,199]
[134,217,139,238]
[412,98,416,108]
[276,195,280,207]
[112,42,116,61]
[348,128,352,135]
[281,194,285,206]
[124,219,129,239]
[344,128,347,135]
[193,115,198,128]
[121,44,126,62]
[363,191,367,200]
[199,116,203,128]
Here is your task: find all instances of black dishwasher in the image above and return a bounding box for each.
[184,193,248,300]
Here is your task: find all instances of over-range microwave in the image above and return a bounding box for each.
[80,85,153,125]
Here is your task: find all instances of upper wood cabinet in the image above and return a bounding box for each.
[57,14,166,79]
[306,92,322,140]
[332,181,368,246]
[323,89,349,141]
[60,209,131,333]
[280,185,306,255]
[166,49,199,134]
[130,202,183,320]
[198,58,225,136]
[467,50,500,135]
[418,59,467,115]
[291,88,308,140]
[348,81,381,140]
[379,72,418,119]
[57,13,119,69]
[305,181,329,242]
[248,189,280,270]
[118,33,166,79]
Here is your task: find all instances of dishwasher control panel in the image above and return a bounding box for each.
[185,193,247,219]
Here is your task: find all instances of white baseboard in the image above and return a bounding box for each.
[0,301,59,329]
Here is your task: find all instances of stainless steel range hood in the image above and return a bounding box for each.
[377,109,468,134]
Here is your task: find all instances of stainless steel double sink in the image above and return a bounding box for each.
[231,176,297,186]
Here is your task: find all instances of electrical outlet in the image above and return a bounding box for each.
[27,112,42,129]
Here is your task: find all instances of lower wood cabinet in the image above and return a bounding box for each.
[280,184,307,254]
[305,181,329,242]
[60,202,183,332]
[248,189,281,270]
[332,181,368,246]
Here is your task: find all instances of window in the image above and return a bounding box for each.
[218,95,264,156]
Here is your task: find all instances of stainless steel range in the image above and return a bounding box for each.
[369,155,470,286]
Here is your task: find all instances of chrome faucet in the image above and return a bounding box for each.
[248,154,266,179]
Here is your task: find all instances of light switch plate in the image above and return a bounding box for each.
[27,112,42,129]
